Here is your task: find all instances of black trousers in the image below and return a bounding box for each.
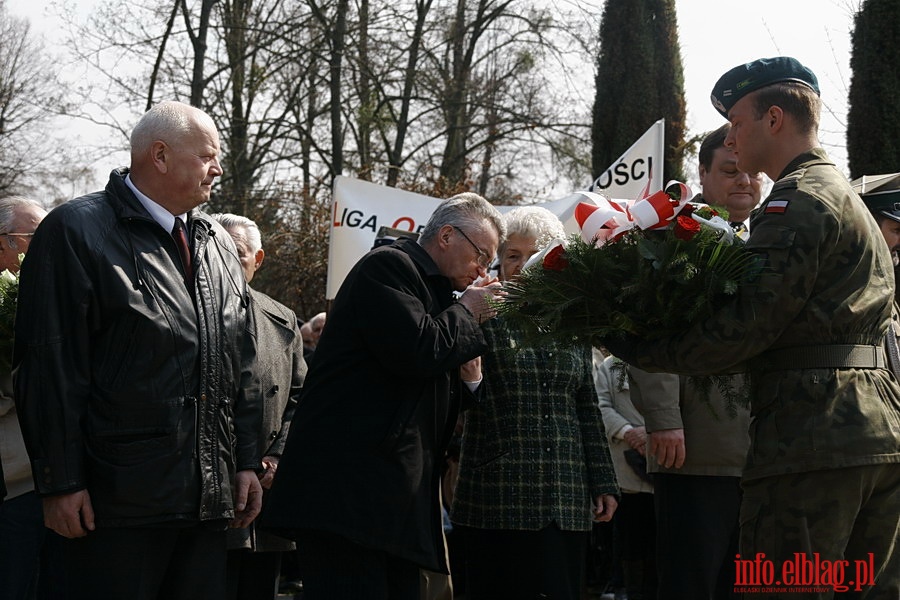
[59,525,227,600]
[456,523,587,600]
[653,473,741,600]
[225,549,282,600]
[0,491,67,600]
[617,491,656,562]
[295,529,421,600]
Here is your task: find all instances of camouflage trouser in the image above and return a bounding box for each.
[737,464,899,600]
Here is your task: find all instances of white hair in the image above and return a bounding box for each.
[500,206,565,254]
[0,196,44,232]
[211,213,263,253]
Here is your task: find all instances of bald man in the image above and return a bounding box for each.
[14,101,263,600]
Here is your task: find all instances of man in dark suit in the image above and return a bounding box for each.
[214,213,308,600]
[263,192,505,600]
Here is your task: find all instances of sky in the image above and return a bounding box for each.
[7,0,862,196]
[673,0,858,179]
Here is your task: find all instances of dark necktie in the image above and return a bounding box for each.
[172,217,192,285]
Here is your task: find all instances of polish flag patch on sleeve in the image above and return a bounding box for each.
[764,199,789,214]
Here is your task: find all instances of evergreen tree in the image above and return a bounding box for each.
[591,0,686,186]
[847,0,900,178]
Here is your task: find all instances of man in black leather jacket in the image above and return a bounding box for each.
[13,100,263,600]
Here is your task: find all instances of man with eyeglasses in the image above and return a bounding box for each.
[13,101,263,600]
[0,197,44,274]
[263,192,505,600]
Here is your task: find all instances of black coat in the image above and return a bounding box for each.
[263,238,485,572]
[228,288,306,552]
[13,169,260,526]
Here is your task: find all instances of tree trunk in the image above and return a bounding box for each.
[356,0,372,180]
[438,0,470,187]
[386,0,432,188]
[329,0,348,181]
[181,0,218,107]
[222,0,252,209]
[146,2,180,111]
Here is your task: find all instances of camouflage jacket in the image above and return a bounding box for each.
[634,148,900,480]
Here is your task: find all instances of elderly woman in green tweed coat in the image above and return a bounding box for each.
[450,206,619,600]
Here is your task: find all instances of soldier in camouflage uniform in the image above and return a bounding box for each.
[855,174,900,394]
[623,126,758,600]
[854,173,900,305]
[610,57,900,599]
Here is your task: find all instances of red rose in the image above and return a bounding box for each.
[673,215,701,241]
[543,245,569,271]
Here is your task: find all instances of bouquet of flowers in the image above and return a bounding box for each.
[498,182,760,349]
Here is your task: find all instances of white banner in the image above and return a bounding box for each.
[327,177,589,299]
[590,118,665,201]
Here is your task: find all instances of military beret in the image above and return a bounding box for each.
[710,57,820,118]
[851,173,900,223]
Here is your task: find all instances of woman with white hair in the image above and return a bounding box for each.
[450,206,619,600]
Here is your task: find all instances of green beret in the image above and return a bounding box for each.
[851,173,900,223]
[710,57,820,118]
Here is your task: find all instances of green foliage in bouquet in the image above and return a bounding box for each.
[499,215,759,414]
[498,202,761,414]
[0,264,20,371]
[500,226,759,348]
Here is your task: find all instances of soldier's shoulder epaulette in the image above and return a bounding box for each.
[760,170,806,215]
[770,169,804,194]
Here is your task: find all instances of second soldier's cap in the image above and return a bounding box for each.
[852,173,900,223]
[710,57,820,118]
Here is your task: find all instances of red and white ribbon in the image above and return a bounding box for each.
[574,181,694,246]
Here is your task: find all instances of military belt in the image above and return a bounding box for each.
[752,344,886,372]
[885,332,900,381]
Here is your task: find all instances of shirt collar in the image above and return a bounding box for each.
[124,174,188,232]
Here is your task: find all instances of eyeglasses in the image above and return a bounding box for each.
[452,225,491,269]
[0,232,35,237]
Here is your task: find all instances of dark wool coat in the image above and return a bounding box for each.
[262,238,486,572]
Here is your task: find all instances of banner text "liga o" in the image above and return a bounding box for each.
[333,200,424,234]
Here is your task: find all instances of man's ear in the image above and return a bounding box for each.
[254,248,265,270]
[150,140,170,174]
[438,224,454,250]
[767,106,784,134]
